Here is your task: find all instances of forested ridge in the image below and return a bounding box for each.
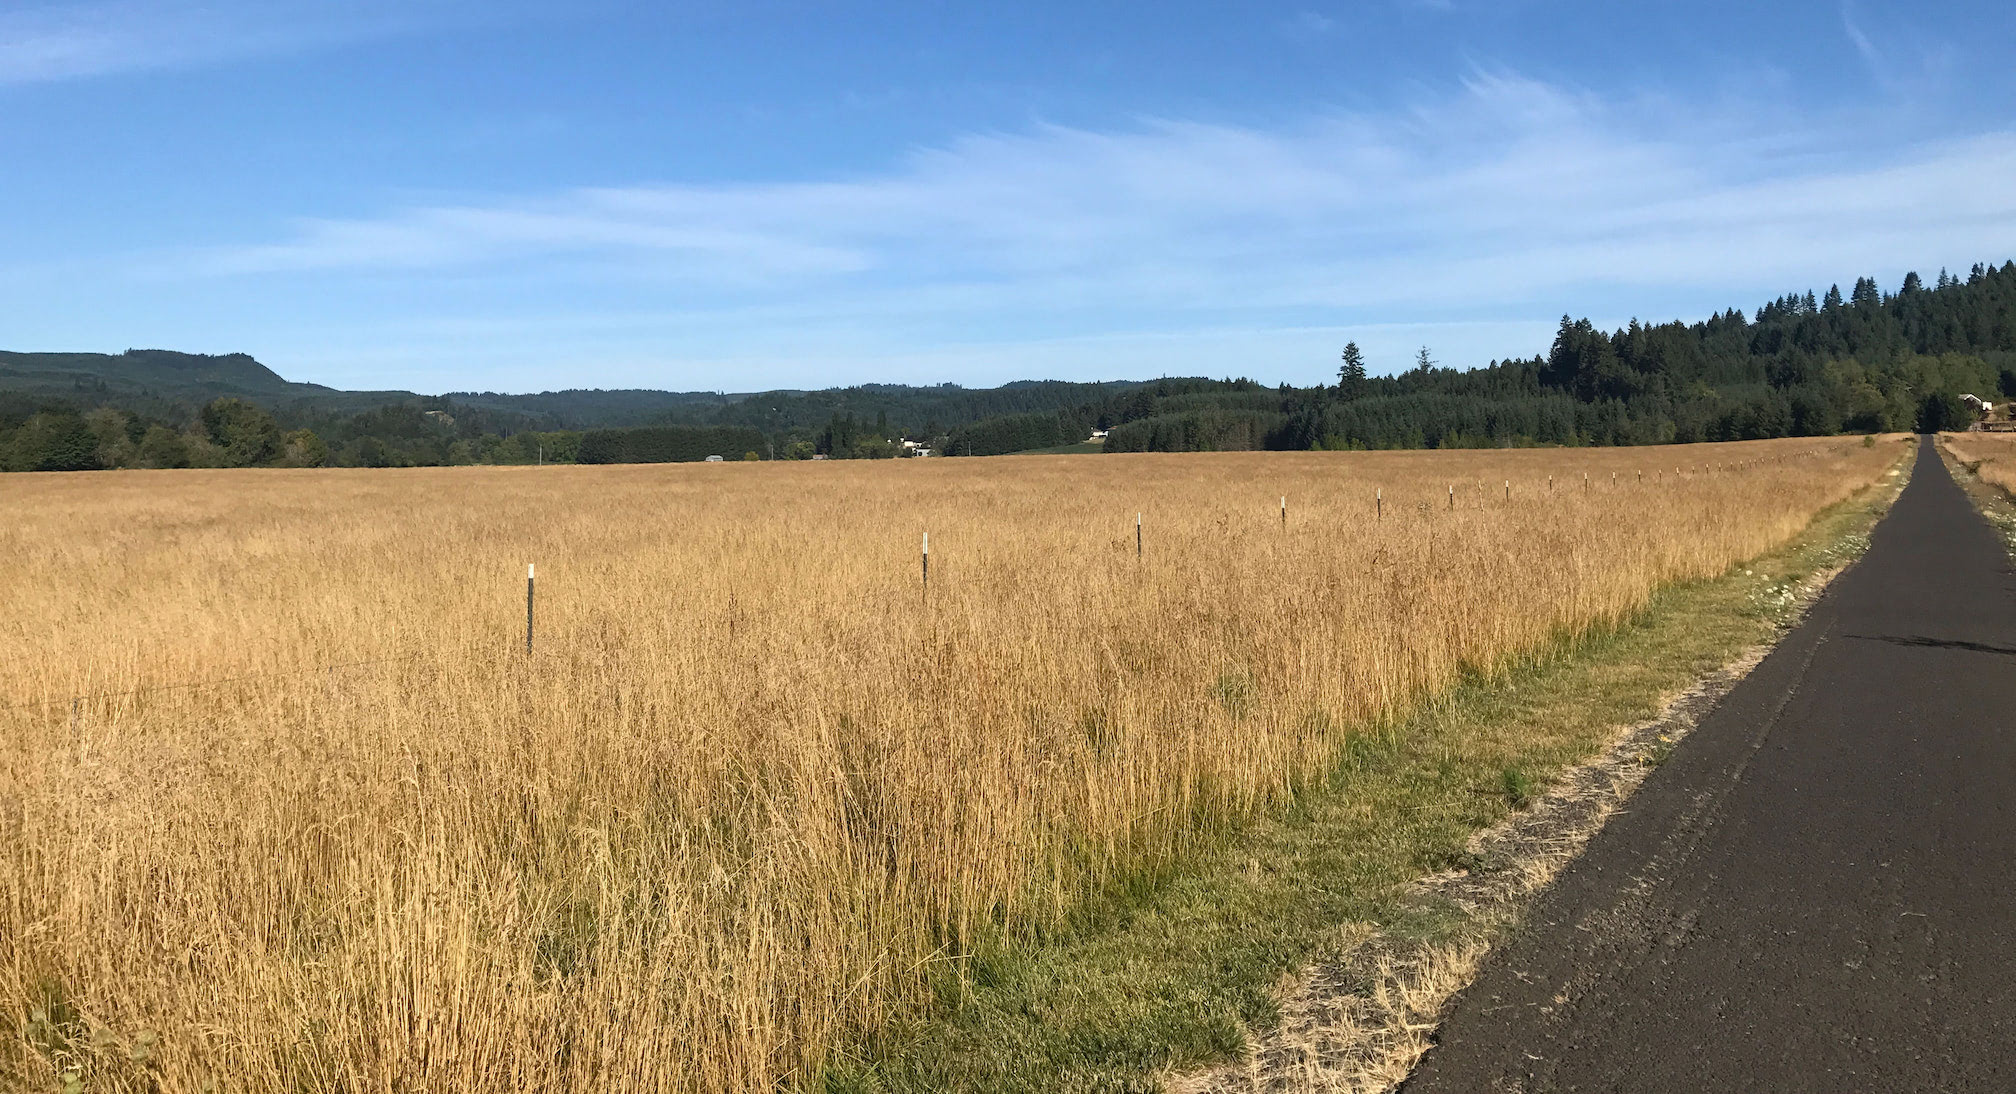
[4,262,2013,470]
[1098,261,2016,452]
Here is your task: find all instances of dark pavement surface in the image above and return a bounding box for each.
[1402,437,2016,1093]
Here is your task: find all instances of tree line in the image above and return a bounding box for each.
[8,260,2016,471]
[1095,261,2016,453]
[0,394,587,472]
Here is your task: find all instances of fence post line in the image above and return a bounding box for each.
[1376,488,1382,521]
[1504,478,1509,502]
[1137,512,1142,558]
[922,532,930,592]
[1281,495,1287,529]
[526,563,535,656]
[1449,484,1454,510]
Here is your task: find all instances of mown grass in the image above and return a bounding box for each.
[823,440,1912,1093]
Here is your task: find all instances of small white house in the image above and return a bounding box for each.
[704,454,725,462]
[1091,429,1109,439]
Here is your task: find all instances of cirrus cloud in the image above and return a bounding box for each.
[71,71,2016,390]
[203,72,2016,312]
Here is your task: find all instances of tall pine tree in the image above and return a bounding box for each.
[1338,342,1368,398]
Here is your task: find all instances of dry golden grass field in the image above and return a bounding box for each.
[2,438,1898,1093]
[1940,430,2016,494]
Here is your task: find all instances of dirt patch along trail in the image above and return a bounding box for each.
[1399,436,2016,1093]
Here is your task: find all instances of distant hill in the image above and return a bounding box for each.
[0,348,1162,434]
[0,348,758,426]
[0,349,418,416]
[2,348,310,398]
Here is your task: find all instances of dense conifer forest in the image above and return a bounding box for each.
[1100,262,2016,452]
[4,262,2012,470]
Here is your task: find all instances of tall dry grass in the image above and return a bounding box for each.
[1939,430,2016,495]
[2,438,1895,1092]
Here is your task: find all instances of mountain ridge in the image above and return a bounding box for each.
[0,348,1144,431]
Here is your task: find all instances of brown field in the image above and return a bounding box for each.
[1940,430,2016,495]
[2,438,1898,1093]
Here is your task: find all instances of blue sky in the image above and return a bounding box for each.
[3,0,2014,394]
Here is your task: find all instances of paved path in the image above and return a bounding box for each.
[1402,437,2016,1093]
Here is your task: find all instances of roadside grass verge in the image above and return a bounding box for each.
[820,439,1913,1094]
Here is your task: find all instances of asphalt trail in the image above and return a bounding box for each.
[1402,437,2016,1093]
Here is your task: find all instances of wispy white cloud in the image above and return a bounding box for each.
[92,72,2016,388]
[1840,3,1885,83]
[203,73,2016,298]
[1835,1,1963,99]
[0,0,501,83]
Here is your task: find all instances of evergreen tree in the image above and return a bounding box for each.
[1337,342,1368,398]
[1823,284,1844,310]
[1414,346,1435,374]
